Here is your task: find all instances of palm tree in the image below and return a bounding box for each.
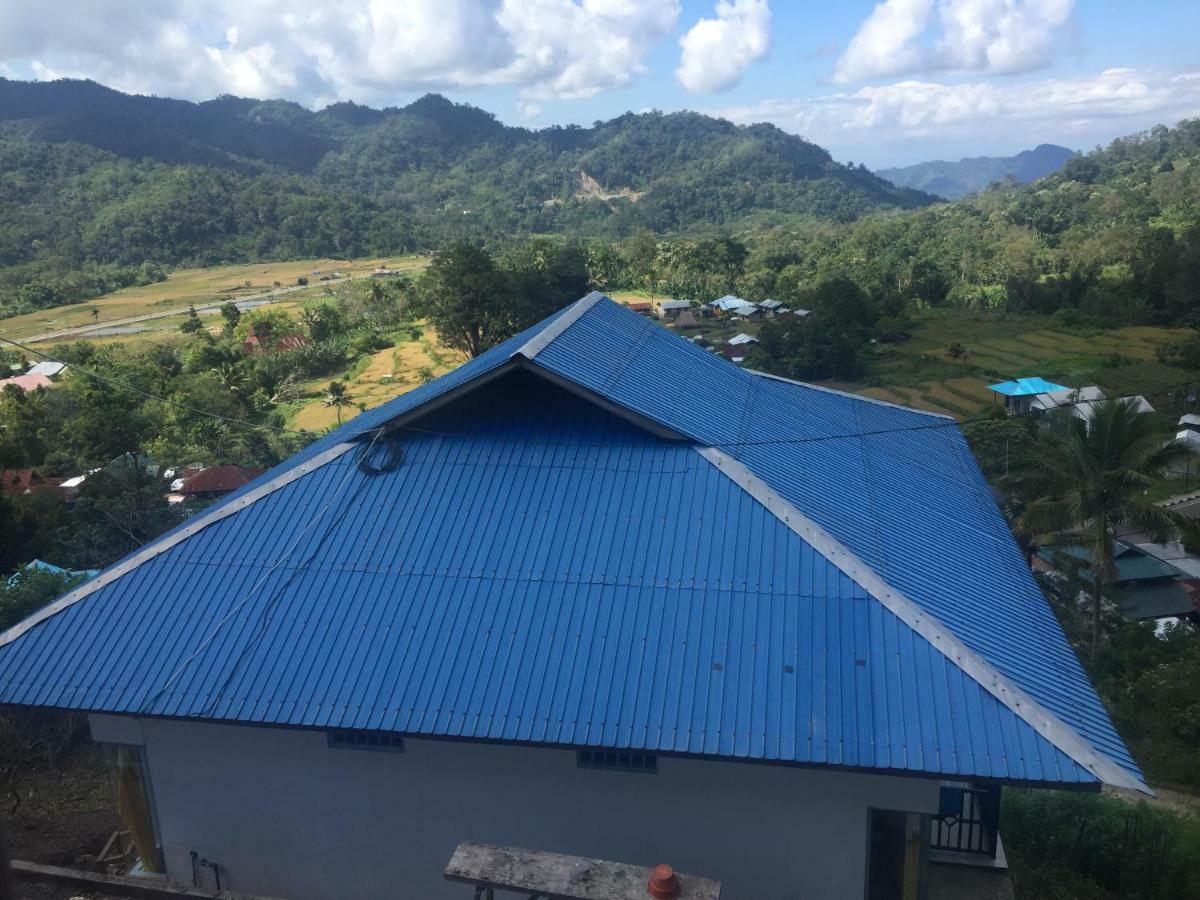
[323,381,353,426]
[1010,399,1190,648]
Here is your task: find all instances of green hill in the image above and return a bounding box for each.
[0,78,933,317]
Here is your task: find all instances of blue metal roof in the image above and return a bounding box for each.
[0,295,1144,790]
[988,377,1071,396]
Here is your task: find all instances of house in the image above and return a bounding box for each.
[792,308,811,318]
[0,372,52,393]
[179,465,266,500]
[1031,385,1155,422]
[759,299,783,313]
[987,377,1071,415]
[623,301,653,316]
[6,559,99,587]
[719,345,748,363]
[731,304,761,320]
[0,468,64,497]
[654,299,690,320]
[727,333,758,347]
[1178,414,1200,452]
[25,360,66,378]
[242,333,312,354]
[1035,541,1195,621]
[0,294,1147,900]
[707,294,747,314]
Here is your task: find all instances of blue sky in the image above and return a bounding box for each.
[2,1,1198,167]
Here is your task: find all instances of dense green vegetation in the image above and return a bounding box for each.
[1001,787,1200,899]
[0,79,928,318]
[877,143,1076,200]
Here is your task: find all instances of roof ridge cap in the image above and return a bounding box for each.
[695,445,1150,794]
[516,291,607,360]
[0,441,359,649]
[747,369,955,420]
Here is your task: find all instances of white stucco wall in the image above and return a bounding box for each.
[90,715,938,900]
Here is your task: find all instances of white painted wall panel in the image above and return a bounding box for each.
[116,718,937,900]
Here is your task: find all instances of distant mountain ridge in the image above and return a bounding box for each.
[0,78,937,315]
[0,78,931,232]
[877,144,1077,200]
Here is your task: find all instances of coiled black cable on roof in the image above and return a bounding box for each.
[356,429,404,475]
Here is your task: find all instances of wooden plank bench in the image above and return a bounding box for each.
[444,842,721,900]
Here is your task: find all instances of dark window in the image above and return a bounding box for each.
[576,749,657,773]
[327,730,404,753]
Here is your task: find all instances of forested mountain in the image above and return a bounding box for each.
[878,144,1076,199]
[0,78,932,316]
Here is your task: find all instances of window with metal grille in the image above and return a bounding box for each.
[576,750,657,773]
[327,730,405,753]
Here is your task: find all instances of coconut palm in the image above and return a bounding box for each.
[323,381,353,426]
[1010,399,1190,648]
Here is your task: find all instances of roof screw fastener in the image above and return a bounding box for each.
[648,864,682,899]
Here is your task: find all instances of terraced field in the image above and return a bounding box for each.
[290,326,457,431]
[854,311,1196,419]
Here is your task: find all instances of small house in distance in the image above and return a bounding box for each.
[1036,541,1195,621]
[987,377,1070,414]
[0,372,52,393]
[178,465,266,501]
[1177,414,1200,451]
[654,299,690,320]
[0,294,1148,900]
[706,294,747,315]
[26,361,66,378]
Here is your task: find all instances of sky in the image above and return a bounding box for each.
[1,1,1199,168]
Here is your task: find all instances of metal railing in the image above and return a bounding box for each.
[931,785,1000,857]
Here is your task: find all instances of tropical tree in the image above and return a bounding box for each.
[323,381,353,426]
[1010,400,1191,647]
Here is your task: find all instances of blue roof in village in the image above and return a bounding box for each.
[0,294,1144,791]
[988,377,1071,396]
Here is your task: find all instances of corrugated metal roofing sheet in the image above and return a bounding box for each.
[988,377,1071,396]
[0,295,1143,789]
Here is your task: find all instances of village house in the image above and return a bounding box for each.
[988,379,1154,421]
[1035,540,1196,622]
[177,465,266,501]
[0,295,1147,900]
[0,372,52,393]
[653,298,690,320]
[706,294,747,315]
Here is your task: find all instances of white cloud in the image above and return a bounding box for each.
[713,68,1200,164]
[0,0,681,106]
[833,0,933,85]
[676,0,771,93]
[833,0,1074,84]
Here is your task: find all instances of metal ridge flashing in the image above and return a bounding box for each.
[696,445,1151,795]
[747,369,956,420]
[0,442,359,649]
[516,291,607,359]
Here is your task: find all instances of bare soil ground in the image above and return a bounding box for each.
[5,743,119,869]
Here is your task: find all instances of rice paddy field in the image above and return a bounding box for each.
[857,310,1198,419]
[1,256,427,344]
